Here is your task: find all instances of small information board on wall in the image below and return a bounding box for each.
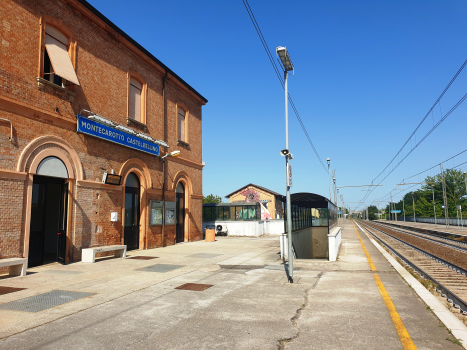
[165,202,175,225]
[150,201,163,226]
[149,201,176,226]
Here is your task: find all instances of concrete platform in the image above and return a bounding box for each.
[378,219,467,236]
[0,222,465,349]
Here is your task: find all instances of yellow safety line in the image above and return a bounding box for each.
[352,221,417,350]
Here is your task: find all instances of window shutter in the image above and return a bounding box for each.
[178,109,185,141]
[46,25,69,46]
[130,78,142,121]
[44,28,80,85]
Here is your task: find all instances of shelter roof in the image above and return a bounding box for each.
[288,192,335,208]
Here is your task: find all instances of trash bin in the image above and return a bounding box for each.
[205,229,215,242]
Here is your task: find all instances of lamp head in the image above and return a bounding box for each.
[276,46,294,72]
[161,150,181,159]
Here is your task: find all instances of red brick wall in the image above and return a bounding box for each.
[0,0,205,263]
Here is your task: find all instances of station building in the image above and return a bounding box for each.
[0,0,207,268]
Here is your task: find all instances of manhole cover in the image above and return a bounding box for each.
[0,286,26,296]
[136,264,184,273]
[127,256,159,260]
[175,283,213,291]
[0,290,95,312]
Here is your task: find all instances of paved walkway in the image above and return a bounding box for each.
[0,222,465,349]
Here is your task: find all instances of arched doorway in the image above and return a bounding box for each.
[176,182,185,243]
[28,156,69,267]
[124,172,140,250]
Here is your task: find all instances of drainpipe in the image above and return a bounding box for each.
[161,70,168,247]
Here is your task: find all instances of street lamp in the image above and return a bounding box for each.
[277,46,294,283]
[160,150,181,247]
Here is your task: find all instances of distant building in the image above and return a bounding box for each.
[225,184,284,219]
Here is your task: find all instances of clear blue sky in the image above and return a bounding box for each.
[89,0,467,210]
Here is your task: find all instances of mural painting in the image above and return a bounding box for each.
[240,187,271,220]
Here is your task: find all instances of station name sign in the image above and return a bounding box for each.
[77,115,160,156]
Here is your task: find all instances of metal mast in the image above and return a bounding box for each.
[440,163,449,227]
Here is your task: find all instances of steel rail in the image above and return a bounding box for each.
[380,221,467,240]
[359,221,467,314]
[372,221,467,253]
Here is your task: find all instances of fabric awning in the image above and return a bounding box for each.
[45,35,80,85]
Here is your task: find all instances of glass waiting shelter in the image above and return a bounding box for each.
[203,202,261,221]
[284,193,337,232]
[283,193,337,259]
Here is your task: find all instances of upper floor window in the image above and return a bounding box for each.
[43,24,80,87]
[129,78,142,122]
[178,108,186,142]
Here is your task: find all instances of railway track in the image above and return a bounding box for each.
[373,221,467,253]
[357,220,467,315]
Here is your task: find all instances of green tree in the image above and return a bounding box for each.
[203,194,222,204]
[394,168,467,219]
[367,205,379,220]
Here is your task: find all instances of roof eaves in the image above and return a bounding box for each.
[76,0,208,104]
[225,183,283,198]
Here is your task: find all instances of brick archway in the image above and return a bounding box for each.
[119,158,151,249]
[172,170,193,242]
[18,135,82,262]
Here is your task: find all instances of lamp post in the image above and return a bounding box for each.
[160,150,181,247]
[277,46,294,283]
[327,158,332,202]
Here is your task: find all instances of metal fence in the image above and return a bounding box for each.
[394,216,467,227]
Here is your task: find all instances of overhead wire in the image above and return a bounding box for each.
[356,60,467,208]
[242,0,328,172]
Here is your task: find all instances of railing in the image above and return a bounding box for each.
[393,216,467,227]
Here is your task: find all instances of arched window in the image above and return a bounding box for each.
[36,156,69,178]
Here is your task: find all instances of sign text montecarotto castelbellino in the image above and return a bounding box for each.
[77,115,160,156]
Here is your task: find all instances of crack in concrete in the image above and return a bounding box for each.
[277,271,325,350]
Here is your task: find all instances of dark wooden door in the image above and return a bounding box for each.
[176,183,185,243]
[124,173,140,251]
[57,182,68,264]
[28,176,67,267]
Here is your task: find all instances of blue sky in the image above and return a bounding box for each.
[88,0,467,210]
